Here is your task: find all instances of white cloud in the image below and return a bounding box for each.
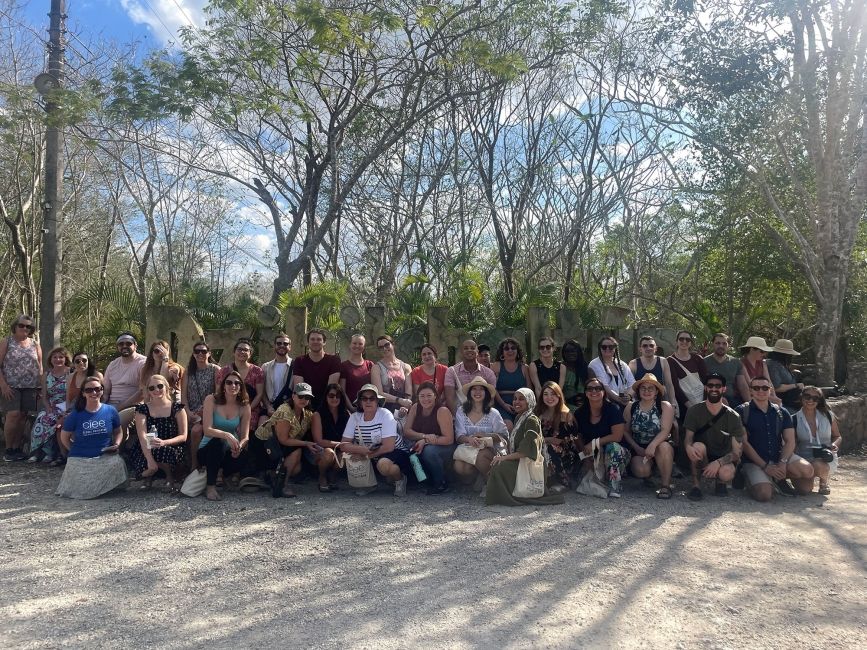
[119,0,206,46]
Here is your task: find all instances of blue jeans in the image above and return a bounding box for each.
[420,443,455,487]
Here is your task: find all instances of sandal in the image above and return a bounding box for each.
[656,486,672,499]
[318,484,333,493]
[818,483,831,495]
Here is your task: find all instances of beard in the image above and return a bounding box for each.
[706,392,723,404]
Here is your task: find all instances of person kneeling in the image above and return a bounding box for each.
[256,383,315,498]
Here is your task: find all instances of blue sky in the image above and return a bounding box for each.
[23,0,205,49]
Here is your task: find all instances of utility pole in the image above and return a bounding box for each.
[36,0,66,350]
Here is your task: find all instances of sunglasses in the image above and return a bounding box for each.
[706,383,724,389]
[585,386,604,392]
[678,337,692,342]
[194,349,209,354]
[83,386,103,394]
[236,348,251,354]
[801,394,819,402]
[74,358,88,364]
[148,384,165,392]
[326,392,340,399]
[16,323,34,330]
[600,344,616,351]
[538,344,553,350]
[224,380,242,387]
[275,342,290,347]
[296,394,311,401]
[377,343,391,350]
[503,345,517,351]
[751,385,771,391]
[359,395,378,402]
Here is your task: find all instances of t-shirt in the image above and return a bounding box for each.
[340,359,373,403]
[271,363,289,398]
[683,401,744,459]
[576,402,625,443]
[737,401,792,464]
[703,354,743,404]
[104,354,147,407]
[342,408,411,451]
[410,364,448,397]
[63,404,120,458]
[294,353,342,408]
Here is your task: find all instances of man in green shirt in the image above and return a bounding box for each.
[683,373,744,500]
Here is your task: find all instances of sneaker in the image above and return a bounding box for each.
[714,482,729,497]
[818,483,831,495]
[608,489,621,498]
[687,486,703,501]
[3,448,26,462]
[775,479,798,497]
[393,476,407,497]
[426,483,450,496]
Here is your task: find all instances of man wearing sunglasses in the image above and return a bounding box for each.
[103,333,147,429]
[262,334,294,421]
[629,335,678,417]
[737,377,814,501]
[683,373,744,500]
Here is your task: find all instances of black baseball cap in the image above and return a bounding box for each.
[704,372,726,386]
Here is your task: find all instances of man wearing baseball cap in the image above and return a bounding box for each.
[103,332,147,428]
[683,372,745,500]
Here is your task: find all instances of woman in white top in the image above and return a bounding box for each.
[452,376,508,496]
[791,386,842,495]
[587,336,635,407]
[340,383,412,496]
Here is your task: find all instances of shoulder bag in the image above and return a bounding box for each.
[671,356,705,406]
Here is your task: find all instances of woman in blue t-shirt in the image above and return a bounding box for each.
[56,376,127,499]
[575,377,630,497]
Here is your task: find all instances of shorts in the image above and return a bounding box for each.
[742,454,805,486]
[0,386,39,413]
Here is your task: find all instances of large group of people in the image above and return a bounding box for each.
[0,316,843,506]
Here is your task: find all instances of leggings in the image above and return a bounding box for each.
[196,438,242,486]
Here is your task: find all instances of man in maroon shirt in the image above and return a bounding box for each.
[291,329,341,409]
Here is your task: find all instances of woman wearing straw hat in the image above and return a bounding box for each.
[736,336,782,406]
[339,383,412,496]
[767,339,805,411]
[622,374,675,498]
[452,376,508,496]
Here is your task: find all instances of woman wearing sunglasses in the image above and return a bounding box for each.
[130,374,188,490]
[27,346,71,464]
[0,315,42,462]
[139,340,185,403]
[56,376,127,499]
[66,352,103,407]
[588,336,635,408]
[491,337,530,423]
[792,386,842,495]
[575,377,629,498]
[197,371,251,501]
[182,343,220,469]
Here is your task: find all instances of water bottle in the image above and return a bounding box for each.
[409,453,427,482]
[145,425,158,450]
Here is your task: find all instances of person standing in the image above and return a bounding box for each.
[444,339,497,414]
[103,332,147,430]
[528,336,567,399]
[666,330,708,420]
[702,333,744,407]
[182,343,219,469]
[490,337,530,424]
[370,335,413,415]
[629,335,678,417]
[588,336,635,408]
[340,333,373,406]
[0,315,43,461]
[410,343,448,402]
[261,333,294,425]
[291,328,341,410]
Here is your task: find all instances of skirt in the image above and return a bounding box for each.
[56,455,128,499]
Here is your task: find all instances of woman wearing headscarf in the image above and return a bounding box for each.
[485,387,565,506]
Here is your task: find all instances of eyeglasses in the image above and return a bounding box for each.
[148,384,165,392]
[377,343,391,350]
[194,349,209,355]
[678,337,692,342]
[236,348,251,354]
[706,383,724,389]
[600,344,616,351]
[359,395,378,402]
[74,358,88,364]
[16,323,33,330]
[750,385,771,392]
[539,344,552,350]
[801,394,819,402]
[224,380,242,387]
[326,393,340,399]
[585,386,604,393]
[83,386,103,394]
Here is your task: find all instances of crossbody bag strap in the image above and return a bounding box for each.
[693,408,727,438]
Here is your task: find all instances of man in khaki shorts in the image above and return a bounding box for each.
[736,376,814,501]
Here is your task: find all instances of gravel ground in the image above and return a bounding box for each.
[1,457,865,649]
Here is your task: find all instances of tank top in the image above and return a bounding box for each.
[413,407,441,436]
[496,363,526,405]
[633,357,663,382]
[533,359,561,386]
[199,408,241,448]
[2,336,40,388]
[377,360,409,412]
[630,402,662,447]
